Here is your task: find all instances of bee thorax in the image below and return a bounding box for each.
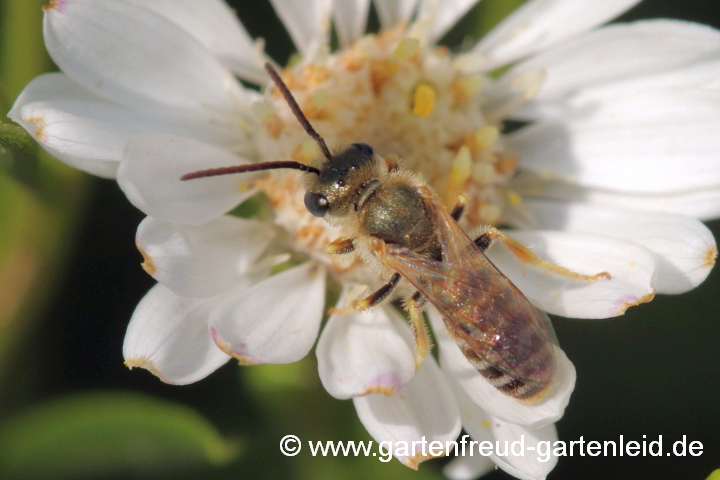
[361,183,434,250]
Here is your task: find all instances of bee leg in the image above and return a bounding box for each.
[328,273,401,315]
[326,237,356,255]
[472,226,612,281]
[407,291,432,369]
[450,193,469,221]
[472,229,493,253]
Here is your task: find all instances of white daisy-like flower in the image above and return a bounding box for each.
[9,0,720,478]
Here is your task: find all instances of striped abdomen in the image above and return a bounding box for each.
[447,288,557,401]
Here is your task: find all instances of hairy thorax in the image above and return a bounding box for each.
[362,182,434,252]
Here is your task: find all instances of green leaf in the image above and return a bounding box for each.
[472,0,527,39]
[0,391,239,479]
[228,192,272,220]
[0,123,35,155]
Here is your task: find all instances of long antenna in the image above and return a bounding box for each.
[264,62,333,161]
[181,63,331,182]
[181,161,320,181]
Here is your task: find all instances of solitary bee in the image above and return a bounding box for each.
[182,63,558,400]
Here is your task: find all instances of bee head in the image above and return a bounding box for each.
[303,143,378,218]
[181,63,381,223]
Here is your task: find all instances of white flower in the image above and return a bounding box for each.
[8,1,720,479]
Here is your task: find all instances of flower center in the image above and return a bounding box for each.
[252,27,519,274]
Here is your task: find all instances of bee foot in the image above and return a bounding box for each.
[327,298,370,316]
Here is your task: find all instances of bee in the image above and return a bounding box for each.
[182,63,557,400]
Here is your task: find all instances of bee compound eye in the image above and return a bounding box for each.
[304,192,330,217]
[351,143,374,157]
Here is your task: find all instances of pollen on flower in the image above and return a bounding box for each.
[472,162,496,184]
[210,327,257,365]
[125,357,169,383]
[362,385,397,396]
[452,75,484,105]
[445,146,471,207]
[263,114,284,139]
[303,64,330,85]
[361,371,405,397]
[706,245,717,268]
[507,190,523,207]
[303,89,330,119]
[370,59,399,94]
[290,141,318,164]
[24,116,47,141]
[473,126,500,152]
[412,82,437,118]
[393,38,420,59]
[495,155,518,176]
[616,290,656,315]
[471,203,502,226]
[137,245,156,275]
[296,225,330,247]
[407,451,445,470]
[234,355,256,366]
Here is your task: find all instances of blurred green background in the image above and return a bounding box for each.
[0,0,718,479]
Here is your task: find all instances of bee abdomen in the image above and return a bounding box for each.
[461,343,554,401]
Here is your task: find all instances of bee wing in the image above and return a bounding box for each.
[380,199,556,386]
[426,198,556,343]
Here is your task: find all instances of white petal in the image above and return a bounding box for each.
[450,375,559,480]
[316,294,415,399]
[513,174,720,222]
[464,413,558,480]
[417,0,480,43]
[123,283,230,385]
[509,20,720,108]
[353,358,461,469]
[9,73,251,175]
[473,0,641,70]
[43,0,246,113]
[519,200,716,294]
[117,134,259,225]
[333,0,370,48]
[491,422,558,480]
[429,309,575,430]
[9,96,127,179]
[374,0,419,30]
[510,59,720,193]
[136,215,275,298]
[122,0,268,84]
[9,72,88,109]
[443,454,495,480]
[270,0,333,56]
[208,263,326,365]
[486,230,657,318]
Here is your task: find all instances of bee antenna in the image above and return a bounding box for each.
[264,62,333,162]
[181,161,320,181]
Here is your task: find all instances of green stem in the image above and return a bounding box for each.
[0,0,91,393]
